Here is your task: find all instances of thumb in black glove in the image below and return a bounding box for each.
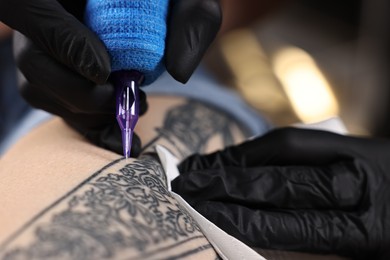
[172,128,390,260]
[0,0,221,156]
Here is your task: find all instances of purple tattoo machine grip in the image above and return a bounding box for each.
[85,0,170,157]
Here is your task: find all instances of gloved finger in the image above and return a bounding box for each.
[195,201,365,259]
[235,128,353,167]
[21,81,115,128]
[15,32,115,114]
[1,0,110,84]
[173,160,364,210]
[180,128,353,172]
[166,0,222,83]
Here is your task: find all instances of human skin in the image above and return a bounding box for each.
[0,95,246,259]
[0,94,349,260]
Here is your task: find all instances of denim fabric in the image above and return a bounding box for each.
[0,38,31,146]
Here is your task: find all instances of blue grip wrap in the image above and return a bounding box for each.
[85,0,169,85]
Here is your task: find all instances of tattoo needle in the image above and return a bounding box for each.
[112,70,144,158]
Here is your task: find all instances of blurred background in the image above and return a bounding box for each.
[0,0,389,155]
[207,0,389,136]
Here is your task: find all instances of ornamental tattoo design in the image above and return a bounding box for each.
[1,157,215,259]
[0,100,241,259]
[142,100,239,157]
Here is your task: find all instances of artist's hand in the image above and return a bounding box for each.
[0,0,221,156]
[172,128,390,259]
[0,0,141,156]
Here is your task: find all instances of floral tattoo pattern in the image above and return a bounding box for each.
[1,157,215,259]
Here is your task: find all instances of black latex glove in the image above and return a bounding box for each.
[0,0,221,156]
[172,128,390,260]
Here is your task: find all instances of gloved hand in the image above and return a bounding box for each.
[172,128,390,260]
[0,0,221,156]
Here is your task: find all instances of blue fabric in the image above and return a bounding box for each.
[0,37,52,155]
[0,110,51,155]
[0,38,31,148]
[85,0,169,85]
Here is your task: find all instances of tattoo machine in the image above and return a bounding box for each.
[85,0,170,158]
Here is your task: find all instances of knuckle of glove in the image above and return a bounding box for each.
[267,127,305,150]
[178,153,204,173]
[64,29,110,83]
[193,0,222,24]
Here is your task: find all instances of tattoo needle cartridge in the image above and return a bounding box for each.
[84,0,169,157]
[112,70,144,158]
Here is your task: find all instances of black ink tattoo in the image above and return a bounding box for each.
[1,157,216,259]
[0,99,243,259]
[142,100,238,157]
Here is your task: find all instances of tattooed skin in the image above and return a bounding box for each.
[142,100,242,157]
[0,100,242,259]
[0,157,216,259]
